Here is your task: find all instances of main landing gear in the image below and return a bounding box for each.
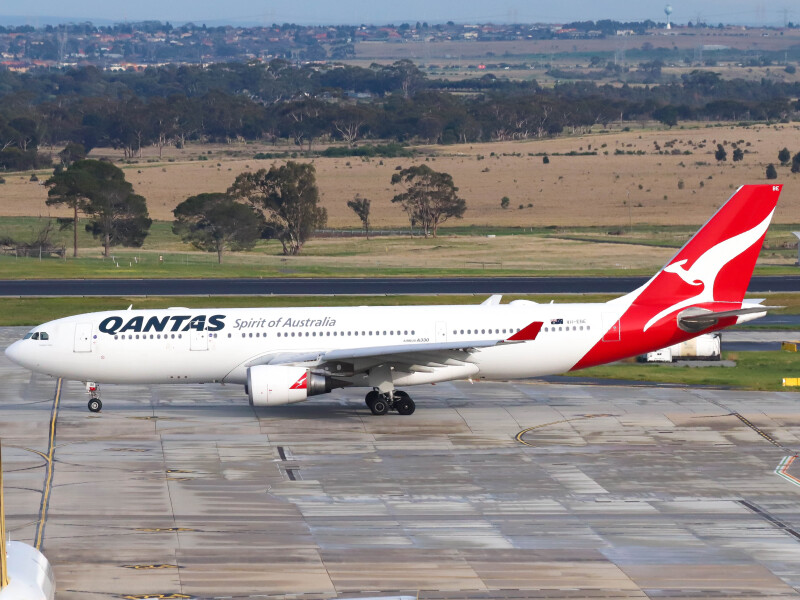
[365,389,415,416]
[86,382,102,413]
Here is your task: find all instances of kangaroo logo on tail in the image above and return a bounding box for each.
[643,209,775,331]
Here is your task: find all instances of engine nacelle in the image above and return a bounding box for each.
[246,365,332,407]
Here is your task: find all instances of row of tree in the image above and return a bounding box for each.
[43,158,466,261]
[2,63,800,171]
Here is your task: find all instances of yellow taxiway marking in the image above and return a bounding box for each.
[34,377,61,551]
[515,413,613,447]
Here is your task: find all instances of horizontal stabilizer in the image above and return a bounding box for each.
[678,305,781,331]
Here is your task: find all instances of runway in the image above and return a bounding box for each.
[2,326,800,599]
[1,274,800,297]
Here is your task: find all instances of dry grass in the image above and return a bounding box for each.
[352,29,800,60]
[3,123,800,228]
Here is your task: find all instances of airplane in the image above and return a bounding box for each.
[4,184,782,416]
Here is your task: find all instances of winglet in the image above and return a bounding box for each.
[507,321,543,341]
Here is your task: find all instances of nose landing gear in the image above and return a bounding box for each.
[365,389,415,416]
[86,382,102,413]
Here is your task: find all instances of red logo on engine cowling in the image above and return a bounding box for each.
[290,373,308,389]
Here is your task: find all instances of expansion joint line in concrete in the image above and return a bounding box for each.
[730,411,797,454]
[698,394,800,489]
[34,377,61,551]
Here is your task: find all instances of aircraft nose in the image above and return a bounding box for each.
[5,340,26,367]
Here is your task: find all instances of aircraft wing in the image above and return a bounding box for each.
[258,321,544,375]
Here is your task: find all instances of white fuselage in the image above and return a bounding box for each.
[6,301,615,387]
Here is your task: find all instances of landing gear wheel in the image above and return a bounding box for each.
[394,391,415,416]
[369,396,389,416]
[88,398,102,413]
[365,390,381,410]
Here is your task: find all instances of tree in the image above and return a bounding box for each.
[390,165,466,237]
[732,147,743,162]
[45,160,94,257]
[500,196,510,209]
[173,193,265,263]
[58,142,86,166]
[653,105,678,127]
[714,144,727,162]
[229,161,327,256]
[54,160,152,257]
[793,152,800,174]
[778,147,791,166]
[766,164,778,179]
[347,195,371,238]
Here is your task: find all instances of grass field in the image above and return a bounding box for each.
[565,351,800,392]
[4,123,800,229]
[2,214,798,279]
[3,123,800,279]
[3,292,800,326]
[0,293,624,326]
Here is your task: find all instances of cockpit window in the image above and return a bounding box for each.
[31,332,40,340]
[23,333,33,340]
[40,332,49,341]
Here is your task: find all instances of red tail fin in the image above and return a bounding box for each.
[572,184,781,370]
[636,184,780,330]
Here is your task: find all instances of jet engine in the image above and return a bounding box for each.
[246,365,334,406]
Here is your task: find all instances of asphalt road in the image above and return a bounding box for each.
[1,275,799,296]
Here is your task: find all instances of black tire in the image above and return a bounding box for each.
[365,390,381,409]
[395,392,415,416]
[88,398,102,413]
[370,397,389,416]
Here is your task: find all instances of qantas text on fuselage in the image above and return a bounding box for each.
[5,185,782,416]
